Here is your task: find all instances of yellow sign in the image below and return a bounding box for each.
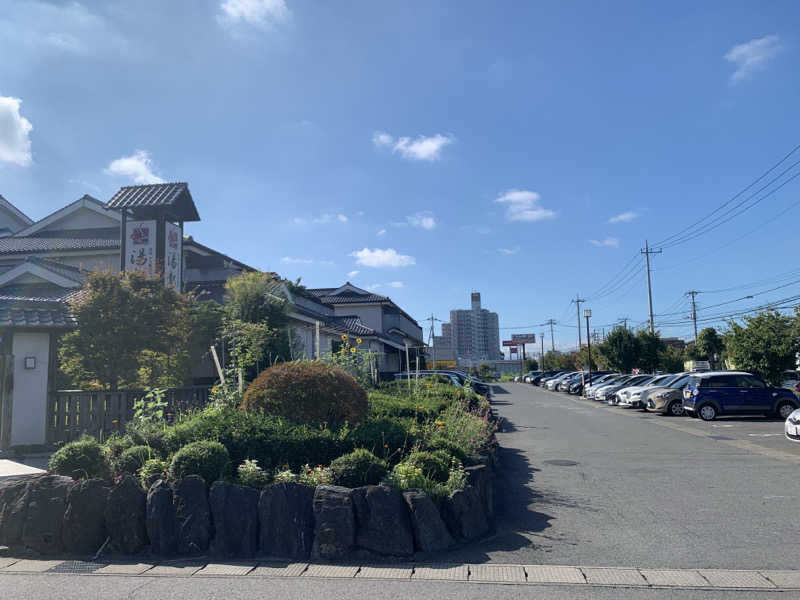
[434,360,457,367]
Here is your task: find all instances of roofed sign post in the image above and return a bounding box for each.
[107,183,200,292]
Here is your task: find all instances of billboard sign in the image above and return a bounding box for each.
[502,340,518,347]
[125,220,156,277]
[511,333,536,344]
[164,221,182,292]
[509,346,518,354]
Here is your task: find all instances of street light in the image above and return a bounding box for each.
[584,309,592,392]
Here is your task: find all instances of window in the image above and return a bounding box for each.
[737,375,766,388]
[705,375,739,387]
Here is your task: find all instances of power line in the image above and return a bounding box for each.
[654,143,800,248]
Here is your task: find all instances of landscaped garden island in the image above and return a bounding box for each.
[0,362,497,560]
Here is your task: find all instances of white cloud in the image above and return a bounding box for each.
[725,34,782,82]
[608,210,640,224]
[294,213,348,226]
[377,228,386,236]
[495,189,556,222]
[347,270,359,278]
[589,237,620,248]
[372,130,454,161]
[105,150,164,184]
[388,281,404,288]
[407,211,437,230]
[350,247,415,268]
[0,96,33,167]
[498,246,520,255]
[367,283,382,291]
[219,0,290,28]
[281,256,334,265]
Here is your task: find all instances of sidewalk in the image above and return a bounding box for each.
[1,558,799,591]
[0,458,45,480]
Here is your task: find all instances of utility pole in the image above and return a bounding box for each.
[545,319,556,352]
[686,291,699,342]
[425,313,442,368]
[641,240,662,334]
[618,317,629,330]
[540,333,545,370]
[570,295,586,348]
[584,309,592,386]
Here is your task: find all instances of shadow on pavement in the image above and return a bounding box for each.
[490,385,510,394]
[433,445,555,563]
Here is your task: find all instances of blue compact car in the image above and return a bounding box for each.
[682,371,798,421]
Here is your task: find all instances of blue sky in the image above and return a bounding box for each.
[1,1,799,353]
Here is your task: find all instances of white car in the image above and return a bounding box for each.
[785,408,800,442]
[584,373,619,398]
[546,372,577,391]
[617,374,676,408]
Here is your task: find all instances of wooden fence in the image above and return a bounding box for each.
[47,386,212,444]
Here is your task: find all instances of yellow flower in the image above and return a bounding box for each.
[341,334,347,340]
[350,347,356,353]
[356,337,362,344]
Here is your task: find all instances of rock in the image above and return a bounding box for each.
[402,490,454,552]
[105,474,148,555]
[63,479,109,555]
[311,485,355,560]
[352,485,413,556]
[441,485,488,541]
[209,481,259,558]
[146,480,177,556]
[0,477,30,548]
[258,482,314,559]
[172,476,211,555]
[21,474,73,554]
[465,464,493,519]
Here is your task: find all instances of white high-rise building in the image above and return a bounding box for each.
[434,292,502,366]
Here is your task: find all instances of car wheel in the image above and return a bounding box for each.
[667,401,684,417]
[698,404,717,421]
[777,400,796,420]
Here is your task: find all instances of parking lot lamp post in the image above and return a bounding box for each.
[584,309,592,390]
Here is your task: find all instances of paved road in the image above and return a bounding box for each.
[440,382,800,569]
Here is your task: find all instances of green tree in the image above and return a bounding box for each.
[695,327,724,361]
[659,345,685,372]
[723,310,799,385]
[58,271,190,389]
[542,350,572,370]
[222,271,292,376]
[635,329,665,373]
[598,326,639,373]
[573,346,599,370]
[523,357,539,371]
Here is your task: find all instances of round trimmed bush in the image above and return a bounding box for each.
[241,361,368,425]
[116,445,152,474]
[139,459,169,489]
[423,436,468,463]
[169,440,229,484]
[405,450,451,483]
[330,448,387,488]
[49,437,111,480]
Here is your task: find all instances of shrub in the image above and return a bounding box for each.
[423,436,468,463]
[330,449,387,488]
[273,467,297,483]
[404,450,451,483]
[241,361,368,425]
[169,440,230,484]
[388,456,467,501]
[139,458,169,489]
[237,459,270,489]
[347,417,413,460]
[104,434,134,458]
[49,437,111,480]
[116,445,152,474]
[298,464,332,487]
[436,400,496,457]
[125,420,170,457]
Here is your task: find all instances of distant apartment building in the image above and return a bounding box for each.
[433,292,502,366]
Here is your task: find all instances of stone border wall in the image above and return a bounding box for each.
[0,453,495,561]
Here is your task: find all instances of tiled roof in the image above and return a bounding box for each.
[317,293,390,304]
[25,257,84,283]
[329,315,375,336]
[0,237,119,254]
[107,182,200,222]
[0,296,75,328]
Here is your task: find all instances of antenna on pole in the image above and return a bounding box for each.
[425,313,442,368]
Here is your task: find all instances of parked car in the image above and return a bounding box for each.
[593,375,635,402]
[523,370,542,383]
[643,373,693,416]
[534,370,563,385]
[568,371,614,395]
[617,374,676,408]
[603,375,653,405]
[584,373,621,398]
[785,407,800,442]
[546,372,577,390]
[781,370,800,390]
[558,372,584,392]
[682,371,799,421]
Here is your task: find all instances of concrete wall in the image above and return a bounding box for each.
[331,305,383,331]
[9,332,50,446]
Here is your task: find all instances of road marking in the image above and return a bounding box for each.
[748,433,782,437]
